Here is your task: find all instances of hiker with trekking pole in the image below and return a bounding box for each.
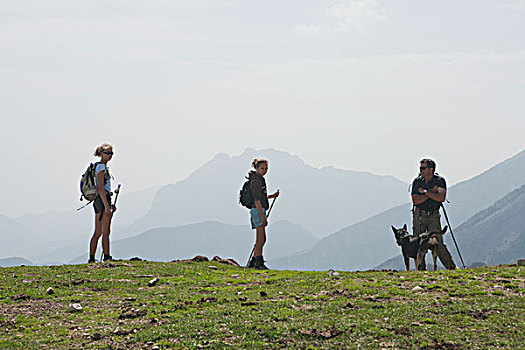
[239,158,280,270]
[82,143,118,263]
[411,158,457,270]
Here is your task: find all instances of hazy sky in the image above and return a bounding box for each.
[1,0,525,217]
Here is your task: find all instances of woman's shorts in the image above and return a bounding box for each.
[250,207,267,229]
[93,193,112,214]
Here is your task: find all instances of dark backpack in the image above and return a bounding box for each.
[239,180,254,209]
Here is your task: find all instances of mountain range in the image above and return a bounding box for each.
[0,214,50,258]
[123,148,409,237]
[68,220,318,265]
[0,257,34,268]
[2,148,525,270]
[13,185,161,246]
[271,150,525,270]
[452,183,525,266]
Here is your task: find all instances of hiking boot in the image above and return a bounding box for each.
[88,258,96,263]
[247,257,256,268]
[103,255,113,261]
[253,256,269,270]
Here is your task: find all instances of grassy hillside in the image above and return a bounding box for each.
[1,260,524,349]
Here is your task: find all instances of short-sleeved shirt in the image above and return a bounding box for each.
[95,163,111,192]
[411,174,446,212]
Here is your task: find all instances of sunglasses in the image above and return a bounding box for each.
[419,166,430,171]
[103,151,114,155]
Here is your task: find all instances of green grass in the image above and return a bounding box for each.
[1,261,524,349]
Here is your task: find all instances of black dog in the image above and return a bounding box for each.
[391,224,448,271]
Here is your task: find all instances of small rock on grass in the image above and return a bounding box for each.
[412,286,423,292]
[119,308,147,319]
[10,294,30,301]
[68,303,83,313]
[46,287,54,295]
[208,265,218,270]
[299,328,343,339]
[260,291,268,297]
[328,269,340,277]
[241,301,258,306]
[192,255,209,262]
[212,256,241,267]
[148,277,159,287]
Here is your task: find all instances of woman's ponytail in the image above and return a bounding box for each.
[252,158,268,169]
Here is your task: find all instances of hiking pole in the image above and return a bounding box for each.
[77,200,94,211]
[246,193,279,267]
[441,203,466,269]
[113,184,121,210]
[266,194,278,219]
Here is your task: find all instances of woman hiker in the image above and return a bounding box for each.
[88,143,116,263]
[247,158,280,269]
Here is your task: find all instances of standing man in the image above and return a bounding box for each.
[411,159,456,270]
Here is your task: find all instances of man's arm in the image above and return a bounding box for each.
[425,186,446,203]
[411,181,428,205]
[412,193,429,205]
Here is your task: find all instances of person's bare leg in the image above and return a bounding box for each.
[254,226,266,257]
[89,214,103,255]
[101,214,112,256]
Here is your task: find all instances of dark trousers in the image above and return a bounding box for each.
[413,207,456,270]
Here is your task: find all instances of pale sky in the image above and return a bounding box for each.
[1,0,525,217]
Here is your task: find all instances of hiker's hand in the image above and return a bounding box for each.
[431,185,438,193]
[104,208,113,217]
[112,205,117,213]
[262,218,268,227]
[418,188,425,194]
[270,190,280,198]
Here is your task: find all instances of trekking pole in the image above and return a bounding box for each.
[77,200,94,211]
[266,194,278,219]
[113,184,121,210]
[441,203,466,269]
[246,193,279,267]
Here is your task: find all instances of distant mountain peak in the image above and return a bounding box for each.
[240,147,298,159]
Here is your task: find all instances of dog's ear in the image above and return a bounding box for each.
[391,225,397,234]
[442,226,448,235]
[403,223,407,230]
